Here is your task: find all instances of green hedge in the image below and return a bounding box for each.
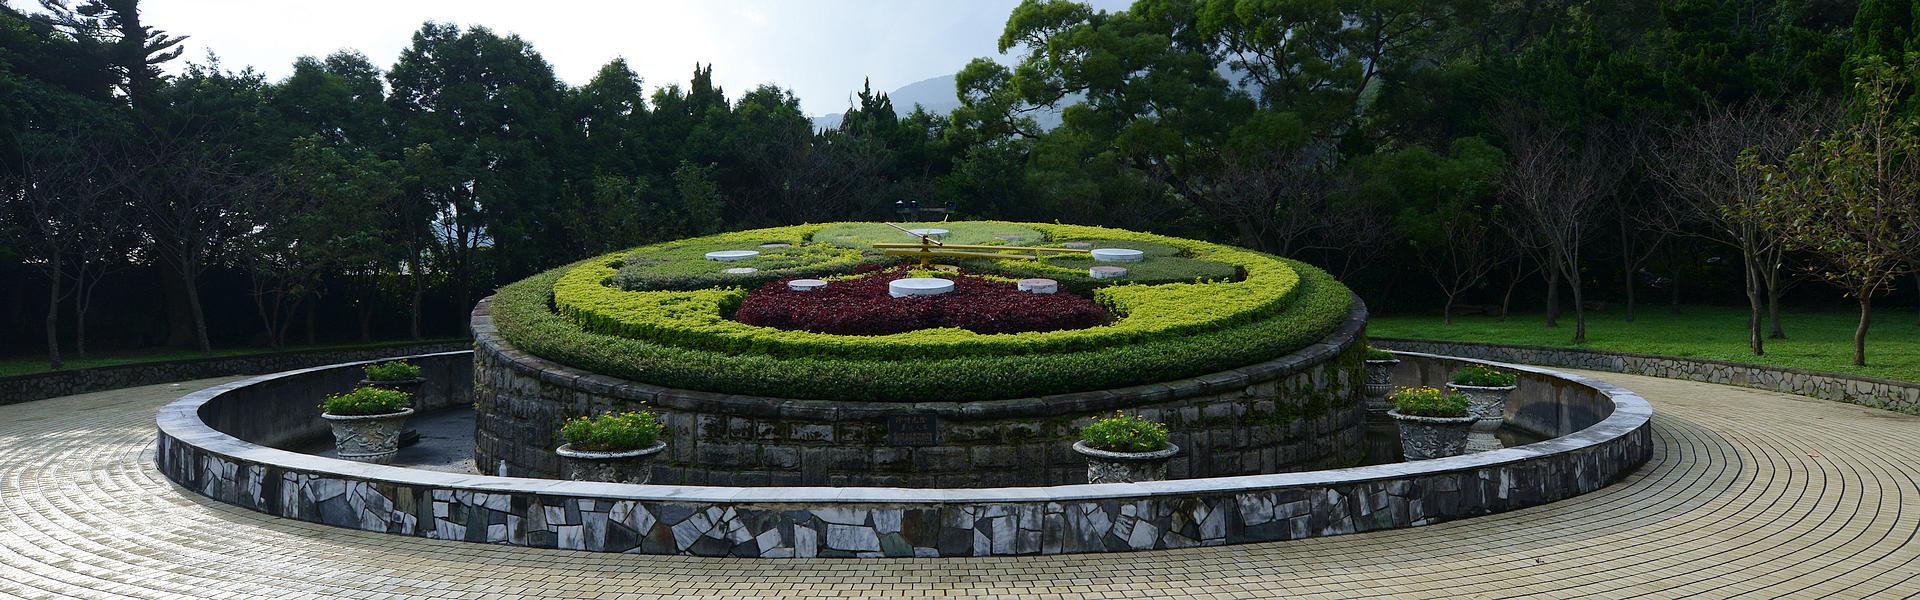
[490,254,1355,402]
[551,222,1298,360]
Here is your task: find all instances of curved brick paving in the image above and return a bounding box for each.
[2,370,1918,599]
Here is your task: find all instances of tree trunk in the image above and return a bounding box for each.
[1566,263,1588,343]
[73,282,88,359]
[1854,297,1872,367]
[1669,268,1681,315]
[1500,264,1525,321]
[1544,268,1561,327]
[184,270,212,355]
[1621,216,1636,323]
[1442,292,1456,326]
[1624,272,1637,323]
[358,303,374,343]
[1764,264,1788,340]
[409,269,425,341]
[1743,260,1765,356]
[162,273,198,347]
[45,262,63,370]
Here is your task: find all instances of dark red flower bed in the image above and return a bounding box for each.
[732,267,1113,336]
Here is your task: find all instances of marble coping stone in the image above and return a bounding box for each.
[157,349,1650,507]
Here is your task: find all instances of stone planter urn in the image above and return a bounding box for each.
[360,377,426,447]
[1449,382,1517,453]
[322,408,414,465]
[1363,357,1400,418]
[1388,410,1474,461]
[1073,441,1180,483]
[557,441,668,484]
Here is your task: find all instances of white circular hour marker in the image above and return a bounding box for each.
[1016,279,1058,294]
[705,250,760,262]
[1089,266,1128,279]
[906,228,949,238]
[889,278,955,298]
[723,267,758,274]
[788,279,828,292]
[1091,248,1145,263]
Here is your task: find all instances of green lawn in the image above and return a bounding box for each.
[1368,304,1920,384]
[0,338,466,378]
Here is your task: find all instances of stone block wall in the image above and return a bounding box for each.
[471,298,1372,487]
[154,348,1653,557]
[1376,339,1920,415]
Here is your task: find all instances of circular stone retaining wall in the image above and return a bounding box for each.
[154,349,1652,557]
[470,297,1372,487]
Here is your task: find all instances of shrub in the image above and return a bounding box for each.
[732,267,1112,335]
[1080,412,1170,453]
[608,238,886,292]
[550,222,1302,361]
[1389,387,1470,418]
[1451,364,1518,387]
[361,361,421,382]
[321,386,411,416]
[490,250,1354,401]
[560,410,664,452]
[1364,346,1395,361]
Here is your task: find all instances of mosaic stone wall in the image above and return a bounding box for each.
[470,298,1372,487]
[155,411,1649,558]
[0,341,468,406]
[1377,339,1920,415]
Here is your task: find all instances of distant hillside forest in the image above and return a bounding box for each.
[4,0,1918,369]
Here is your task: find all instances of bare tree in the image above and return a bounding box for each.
[1645,98,1834,355]
[1498,112,1626,343]
[1194,149,1331,256]
[1,133,126,369]
[124,127,263,355]
[1411,203,1505,324]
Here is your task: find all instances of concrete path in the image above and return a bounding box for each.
[2,370,1917,599]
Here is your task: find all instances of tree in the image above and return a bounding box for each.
[1751,58,1920,366]
[35,0,187,112]
[1498,112,1627,343]
[1358,137,1507,323]
[1647,98,1832,354]
[0,132,125,368]
[242,137,390,349]
[389,22,569,302]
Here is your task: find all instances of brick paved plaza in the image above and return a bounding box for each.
[3,370,1916,599]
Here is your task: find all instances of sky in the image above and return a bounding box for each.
[112,0,1130,117]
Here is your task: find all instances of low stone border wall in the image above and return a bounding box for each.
[471,298,1369,487]
[1375,338,1920,415]
[1,341,469,407]
[155,349,1651,557]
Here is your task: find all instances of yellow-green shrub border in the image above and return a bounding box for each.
[551,222,1302,360]
[487,256,1355,401]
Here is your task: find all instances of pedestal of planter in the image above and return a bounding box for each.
[1073,441,1180,484]
[1450,383,1515,453]
[1362,359,1398,419]
[1388,410,1473,461]
[557,441,668,484]
[322,408,414,465]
